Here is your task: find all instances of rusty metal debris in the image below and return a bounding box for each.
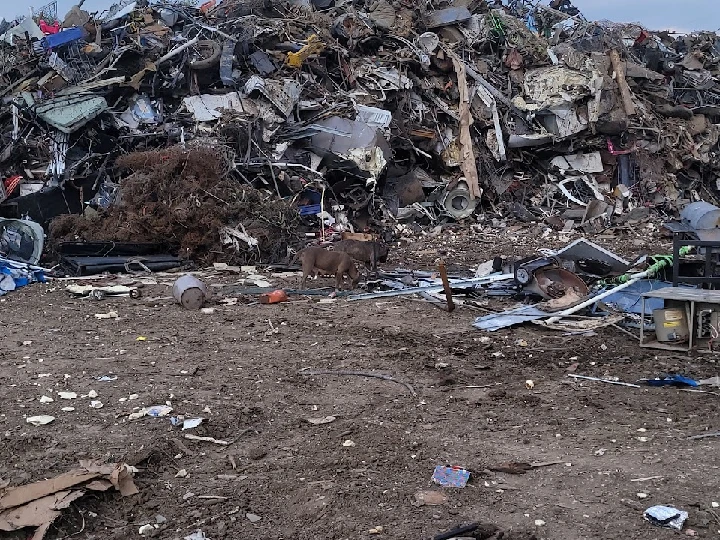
[0,0,717,274]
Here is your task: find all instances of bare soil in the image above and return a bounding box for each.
[1,227,719,540]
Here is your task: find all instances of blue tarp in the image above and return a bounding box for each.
[597,280,695,315]
[0,257,46,295]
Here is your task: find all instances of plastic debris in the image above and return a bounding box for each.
[638,375,699,387]
[306,416,336,425]
[644,505,689,530]
[94,311,119,320]
[139,524,158,535]
[171,417,204,430]
[57,392,77,399]
[128,405,173,420]
[26,415,55,426]
[184,532,208,540]
[432,465,471,488]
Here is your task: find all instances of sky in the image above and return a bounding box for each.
[0,0,718,32]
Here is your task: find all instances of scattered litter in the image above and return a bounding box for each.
[61,407,75,412]
[90,401,103,409]
[0,461,138,538]
[432,465,470,488]
[97,375,118,382]
[26,415,55,426]
[182,418,204,431]
[94,311,119,320]
[184,531,208,540]
[173,275,208,310]
[525,380,535,390]
[306,416,336,425]
[139,524,157,535]
[567,374,641,388]
[638,375,699,387]
[342,440,356,447]
[534,520,546,527]
[171,417,204,430]
[260,290,289,304]
[184,434,229,445]
[644,505,689,530]
[246,513,262,523]
[368,526,384,534]
[175,469,188,478]
[39,395,54,403]
[57,392,77,400]
[128,405,173,420]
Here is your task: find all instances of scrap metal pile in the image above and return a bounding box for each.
[0,0,719,265]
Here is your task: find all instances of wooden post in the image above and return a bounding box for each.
[609,49,636,117]
[438,260,456,313]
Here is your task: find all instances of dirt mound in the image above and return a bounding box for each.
[50,145,301,265]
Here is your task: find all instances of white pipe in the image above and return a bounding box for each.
[543,270,651,325]
[156,36,200,65]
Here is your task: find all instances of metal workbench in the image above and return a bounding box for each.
[640,288,720,351]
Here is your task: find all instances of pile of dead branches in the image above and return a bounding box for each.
[50,144,301,265]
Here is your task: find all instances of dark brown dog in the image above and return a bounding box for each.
[332,240,388,271]
[299,247,360,291]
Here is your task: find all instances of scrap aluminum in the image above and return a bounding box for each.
[0,0,718,248]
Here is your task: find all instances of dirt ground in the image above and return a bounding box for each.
[2,225,720,540]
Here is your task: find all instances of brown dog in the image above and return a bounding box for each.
[332,240,388,272]
[340,232,377,242]
[299,247,360,291]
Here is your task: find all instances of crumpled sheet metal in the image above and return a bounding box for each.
[184,92,247,122]
[522,65,598,110]
[244,75,301,117]
[310,117,390,181]
[36,95,108,134]
[473,305,551,332]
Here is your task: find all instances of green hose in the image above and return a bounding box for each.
[604,245,693,285]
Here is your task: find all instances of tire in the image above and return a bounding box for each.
[190,40,222,70]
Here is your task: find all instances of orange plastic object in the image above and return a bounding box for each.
[260,290,288,304]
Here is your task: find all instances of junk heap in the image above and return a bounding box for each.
[1,0,719,268]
